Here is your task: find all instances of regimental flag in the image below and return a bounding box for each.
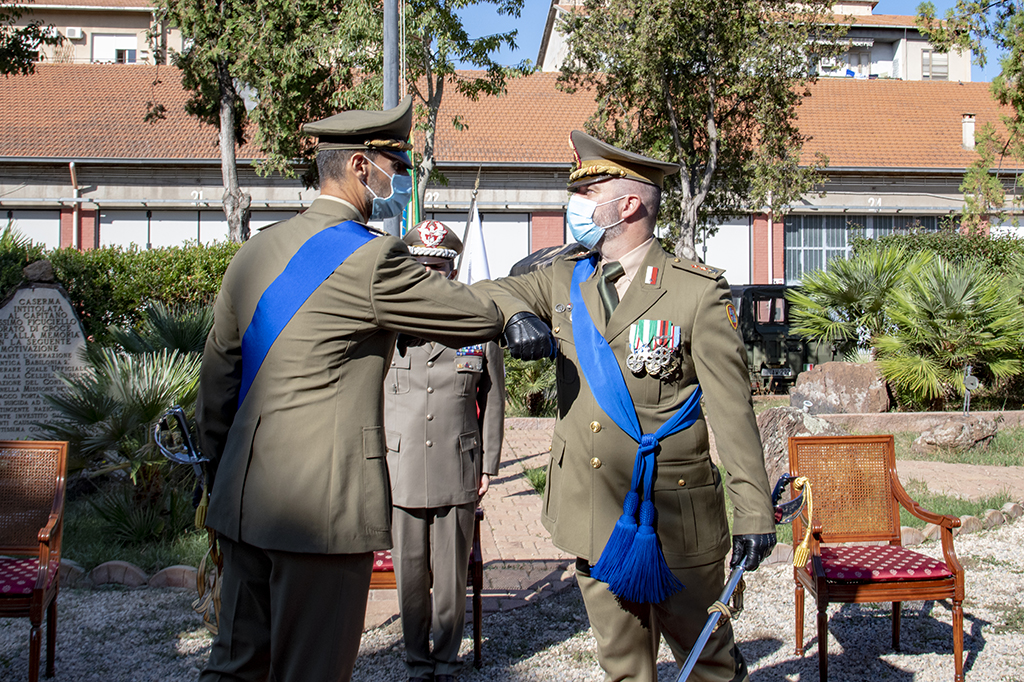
[457,197,491,284]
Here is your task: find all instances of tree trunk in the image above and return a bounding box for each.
[216,59,250,243]
[674,198,699,261]
[417,71,444,210]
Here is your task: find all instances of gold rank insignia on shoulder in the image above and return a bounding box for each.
[626,319,681,377]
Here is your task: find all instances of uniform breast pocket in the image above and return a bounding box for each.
[387,354,412,395]
[454,354,483,397]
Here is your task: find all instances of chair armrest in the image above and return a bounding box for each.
[891,472,961,529]
[38,511,61,545]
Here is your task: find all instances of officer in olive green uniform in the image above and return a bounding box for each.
[384,221,504,682]
[476,131,777,682]
[196,98,552,682]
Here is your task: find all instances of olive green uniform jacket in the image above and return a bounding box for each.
[385,341,504,508]
[197,198,524,555]
[476,242,774,568]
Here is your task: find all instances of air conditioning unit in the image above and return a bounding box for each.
[66,27,83,39]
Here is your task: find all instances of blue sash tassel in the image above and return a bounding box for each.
[238,221,375,408]
[569,257,703,603]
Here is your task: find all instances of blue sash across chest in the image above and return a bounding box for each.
[238,220,376,408]
[570,256,702,603]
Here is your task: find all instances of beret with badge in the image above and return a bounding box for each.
[302,95,415,168]
[568,130,680,190]
[402,220,464,260]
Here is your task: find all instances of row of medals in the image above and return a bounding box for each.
[626,319,680,378]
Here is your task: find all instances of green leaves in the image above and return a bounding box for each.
[558,0,847,258]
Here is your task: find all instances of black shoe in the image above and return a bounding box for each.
[435,676,456,682]
[409,677,432,682]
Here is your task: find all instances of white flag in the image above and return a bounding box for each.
[457,200,491,284]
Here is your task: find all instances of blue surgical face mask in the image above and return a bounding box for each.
[566,193,627,249]
[364,157,413,220]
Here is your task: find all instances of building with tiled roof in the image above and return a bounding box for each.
[537,0,971,81]
[2,65,1021,284]
[9,0,183,65]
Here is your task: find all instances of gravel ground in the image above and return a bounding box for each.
[2,520,1022,682]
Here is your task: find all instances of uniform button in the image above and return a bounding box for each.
[590,421,602,433]
[591,457,602,469]
[427,387,434,394]
[426,440,433,447]
[678,478,686,487]
[426,414,434,421]
[674,258,680,262]
[553,326,560,333]
[427,360,434,367]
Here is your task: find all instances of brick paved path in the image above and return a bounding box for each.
[364,418,1024,630]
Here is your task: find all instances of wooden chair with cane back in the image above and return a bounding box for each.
[370,506,486,667]
[0,441,68,682]
[788,435,965,682]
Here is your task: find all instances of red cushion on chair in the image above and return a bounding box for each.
[0,557,57,595]
[818,545,953,582]
[372,550,393,572]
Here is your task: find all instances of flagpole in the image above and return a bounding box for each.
[456,166,482,276]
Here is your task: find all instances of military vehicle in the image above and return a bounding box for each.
[729,285,834,393]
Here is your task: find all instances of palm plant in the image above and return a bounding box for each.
[875,258,1024,408]
[104,302,213,355]
[505,353,557,417]
[787,243,932,358]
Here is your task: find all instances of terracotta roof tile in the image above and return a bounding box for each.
[28,0,153,8]
[798,79,1021,170]
[0,63,255,160]
[3,65,1020,173]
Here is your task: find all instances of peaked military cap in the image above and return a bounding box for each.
[303,96,414,167]
[568,130,680,189]
[403,220,463,259]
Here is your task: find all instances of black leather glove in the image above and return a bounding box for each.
[396,333,427,357]
[503,312,556,361]
[729,533,777,571]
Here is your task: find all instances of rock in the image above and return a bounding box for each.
[22,259,55,283]
[901,526,926,546]
[1002,502,1023,520]
[766,543,794,566]
[756,407,848,484]
[789,361,890,415]
[149,565,198,590]
[59,558,88,588]
[983,509,1006,528]
[90,560,149,587]
[922,523,942,541]
[910,414,999,455]
[957,515,984,536]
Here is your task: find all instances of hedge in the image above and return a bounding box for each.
[1,241,240,342]
[852,228,1024,273]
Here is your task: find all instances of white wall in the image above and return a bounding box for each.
[6,210,60,249]
[700,217,752,285]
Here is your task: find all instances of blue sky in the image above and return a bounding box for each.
[456,0,1003,82]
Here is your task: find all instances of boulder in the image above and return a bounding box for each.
[789,361,890,415]
[90,560,148,587]
[901,526,926,546]
[1002,502,1023,520]
[22,259,55,283]
[956,515,984,536]
[910,414,999,455]
[983,509,1006,528]
[756,407,848,485]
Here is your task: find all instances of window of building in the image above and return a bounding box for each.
[784,214,940,283]
[922,50,948,80]
[115,49,137,64]
[92,34,139,63]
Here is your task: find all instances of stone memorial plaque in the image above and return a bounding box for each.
[0,284,89,439]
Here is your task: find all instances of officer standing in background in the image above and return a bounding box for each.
[196,97,552,682]
[385,221,504,682]
[476,131,776,682]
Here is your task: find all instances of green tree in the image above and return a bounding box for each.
[557,0,846,259]
[1,0,62,76]
[959,122,1013,231]
[875,257,1024,408]
[918,0,1024,225]
[153,0,382,242]
[787,243,933,358]
[400,0,532,210]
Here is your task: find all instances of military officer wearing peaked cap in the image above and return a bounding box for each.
[385,221,505,682]
[195,97,553,682]
[475,130,777,681]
